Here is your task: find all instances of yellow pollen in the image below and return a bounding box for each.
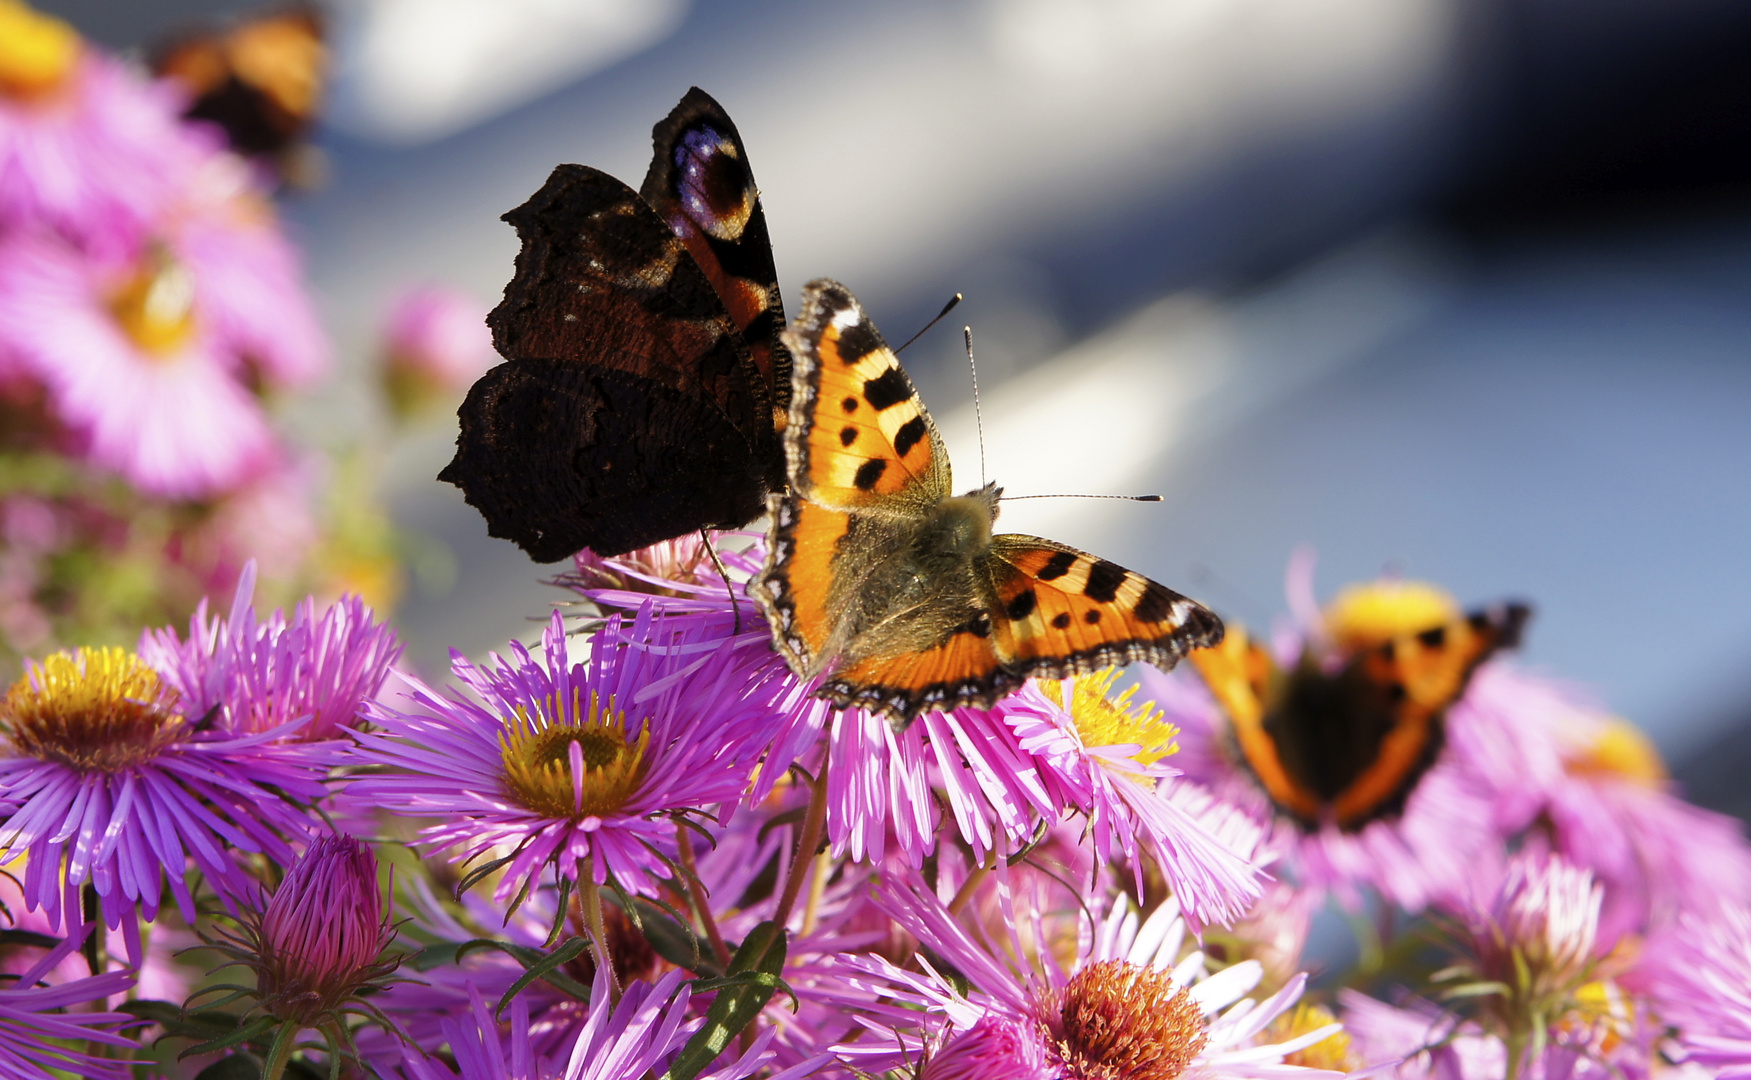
[1267,1004,1360,1072]
[2,648,188,771]
[1567,718,1665,786]
[1323,579,1460,651]
[109,253,198,357]
[0,0,80,100]
[1054,959,1207,1080]
[498,689,650,820]
[1042,669,1180,774]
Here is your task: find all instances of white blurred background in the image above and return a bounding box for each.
[47,0,1751,813]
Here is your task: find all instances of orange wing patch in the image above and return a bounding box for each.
[1188,630,1321,824]
[755,498,851,672]
[821,623,1014,717]
[984,537,1222,678]
[1332,603,1529,828]
[782,286,947,509]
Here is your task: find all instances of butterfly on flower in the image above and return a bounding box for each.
[441,88,789,560]
[1190,582,1530,831]
[753,280,1223,724]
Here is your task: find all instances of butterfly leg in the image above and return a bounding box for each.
[700,529,742,634]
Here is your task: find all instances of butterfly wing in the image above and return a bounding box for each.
[641,87,791,432]
[1325,601,1530,828]
[153,7,325,159]
[755,279,958,682]
[441,163,777,560]
[981,535,1224,678]
[1188,627,1325,824]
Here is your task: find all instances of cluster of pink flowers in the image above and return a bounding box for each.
[5,532,1751,1080]
[5,7,1751,1080]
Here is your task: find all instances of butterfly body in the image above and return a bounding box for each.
[441,89,788,561]
[1191,602,1529,830]
[756,280,1223,723]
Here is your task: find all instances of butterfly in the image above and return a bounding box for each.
[1188,600,1530,831]
[752,280,1224,724]
[440,88,789,561]
[152,5,326,177]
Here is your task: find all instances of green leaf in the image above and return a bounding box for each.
[181,1016,279,1060]
[638,902,722,978]
[658,920,787,1080]
[497,936,591,1018]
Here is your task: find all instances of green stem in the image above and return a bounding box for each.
[676,824,732,968]
[580,857,619,1004]
[260,1021,299,1080]
[772,757,830,934]
[946,866,990,916]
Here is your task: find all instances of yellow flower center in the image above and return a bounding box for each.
[1267,1004,1360,1072]
[498,689,650,819]
[1566,718,1665,786]
[1054,959,1208,1080]
[2,648,188,771]
[108,254,198,357]
[1042,669,1181,774]
[0,0,79,100]
[1323,579,1460,651]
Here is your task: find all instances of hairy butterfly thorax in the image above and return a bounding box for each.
[754,280,1223,725]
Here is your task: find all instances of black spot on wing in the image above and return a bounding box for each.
[841,396,858,413]
[1084,610,1101,624]
[853,458,887,491]
[1052,612,1072,629]
[1037,551,1077,581]
[862,368,911,411]
[1417,625,1447,648]
[840,426,858,447]
[1133,581,1176,624]
[894,415,926,457]
[1005,590,1037,620]
[1083,560,1127,603]
[836,320,885,366]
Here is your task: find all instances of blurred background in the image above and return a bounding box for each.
[28,0,1751,813]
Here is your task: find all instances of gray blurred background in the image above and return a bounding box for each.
[50,0,1751,813]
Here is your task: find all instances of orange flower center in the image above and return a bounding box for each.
[1053,960,1208,1080]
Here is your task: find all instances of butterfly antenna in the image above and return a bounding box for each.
[894,292,963,354]
[964,325,987,488]
[699,529,742,634]
[999,493,1163,502]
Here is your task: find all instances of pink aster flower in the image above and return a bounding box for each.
[0,642,329,945]
[839,869,1348,1080]
[141,560,402,741]
[379,283,495,418]
[1458,665,1751,943]
[996,674,1265,928]
[0,962,138,1079]
[1632,903,1751,1076]
[399,969,828,1080]
[0,10,216,258]
[350,604,781,906]
[0,229,278,498]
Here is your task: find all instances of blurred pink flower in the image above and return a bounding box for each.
[380,283,494,413]
[0,229,277,497]
[0,43,215,259]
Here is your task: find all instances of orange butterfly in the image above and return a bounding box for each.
[752,280,1223,723]
[1189,598,1529,830]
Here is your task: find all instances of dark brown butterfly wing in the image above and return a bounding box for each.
[441,162,779,560]
[641,87,791,438]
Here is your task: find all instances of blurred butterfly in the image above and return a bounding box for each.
[752,280,1223,724]
[1188,600,1530,831]
[151,5,326,180]
[441,88,790,561]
